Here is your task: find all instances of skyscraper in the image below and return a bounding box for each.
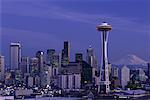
[47,49,60,77]
[36,51,44,73]
[121,66,130,89]
[52,54,60,77]
[86,46,99,86]
[47,49,55,65]
[138,68,147,82]
[20,57,29,74]
[112,66,119,78]
[47,49,60,68]
[10,43,21,70]
[61,41,70,67]
[75,53,83,63]
[29,57,39,76]
[0,55,5,81]
[148,63,150,80]
[86,46,94,67]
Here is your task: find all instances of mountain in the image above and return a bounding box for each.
[113,54,147,65]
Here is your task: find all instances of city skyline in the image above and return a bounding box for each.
[0,1,150,99]
[1,0,150,65]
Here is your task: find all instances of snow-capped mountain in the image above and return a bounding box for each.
[113,54,147,65]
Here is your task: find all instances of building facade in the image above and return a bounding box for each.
[20,57,29,74]
[121,66,130,89]
[10,43,21,70]
[58,74,81,91]
[61,41,70,67]
[36,51,44,73]
[0,55,5,81]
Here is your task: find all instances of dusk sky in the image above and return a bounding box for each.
[1,0,150,65]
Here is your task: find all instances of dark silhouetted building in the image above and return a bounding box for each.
[61,41,70,67]
[47,49,55,65]
[36,51,44,73]
[20,57,29,74]
[148,63,150,80]
[75,53,83,63]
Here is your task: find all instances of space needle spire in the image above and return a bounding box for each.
[96,22,112,94]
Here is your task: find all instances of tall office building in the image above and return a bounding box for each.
[86,46,99,85]
[20,57,29,74]
[29,57,39,76]
[0,55,5,81]
[148,63,150,80]
[53,54,60,67]
[36,51,44,73]
[52,54,60,77]
[61,41,70,67]
[75,53,83,62]
[86,46,94,67]
[138,68,147,82]
[47,49,60,68]
[86,46,98,68]
[112,66,119,78]
[47,49,55,65]
[47,49,60,77]
[10,43,21,70]
[121,66,130,89]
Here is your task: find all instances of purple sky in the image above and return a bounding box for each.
[0,0,150,65]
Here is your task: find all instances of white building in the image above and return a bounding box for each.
[0,55,5,81]
[121,66,130,89]
[58,74,81,91]
[10,43,21,70]
[138,68,147,82]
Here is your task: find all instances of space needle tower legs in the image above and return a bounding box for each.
[96,22,112,94]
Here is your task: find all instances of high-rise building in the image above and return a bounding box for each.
[36,51,44,73]
[44,65,53,85]
[20,57,29,74]
[0,55,5,81]
[52,54,60,77]
[148,63,150,80]
[10,42,21,70]
[47,49,60,77]
[112,66,119,78]
[86,46,94,67]
[47,49,55,65]
[75,53,83,62]
[121,66,130,89]
[81,61,93,86]
[61,41,70,67]
[29,57,39,76]
[86,46,99,86]
[96,22,112,93]
[53,54,60,67]
[138,68,147,82]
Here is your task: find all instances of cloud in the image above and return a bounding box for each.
[1,0,149,34]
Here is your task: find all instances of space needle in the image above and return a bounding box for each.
[96,22,112,94]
